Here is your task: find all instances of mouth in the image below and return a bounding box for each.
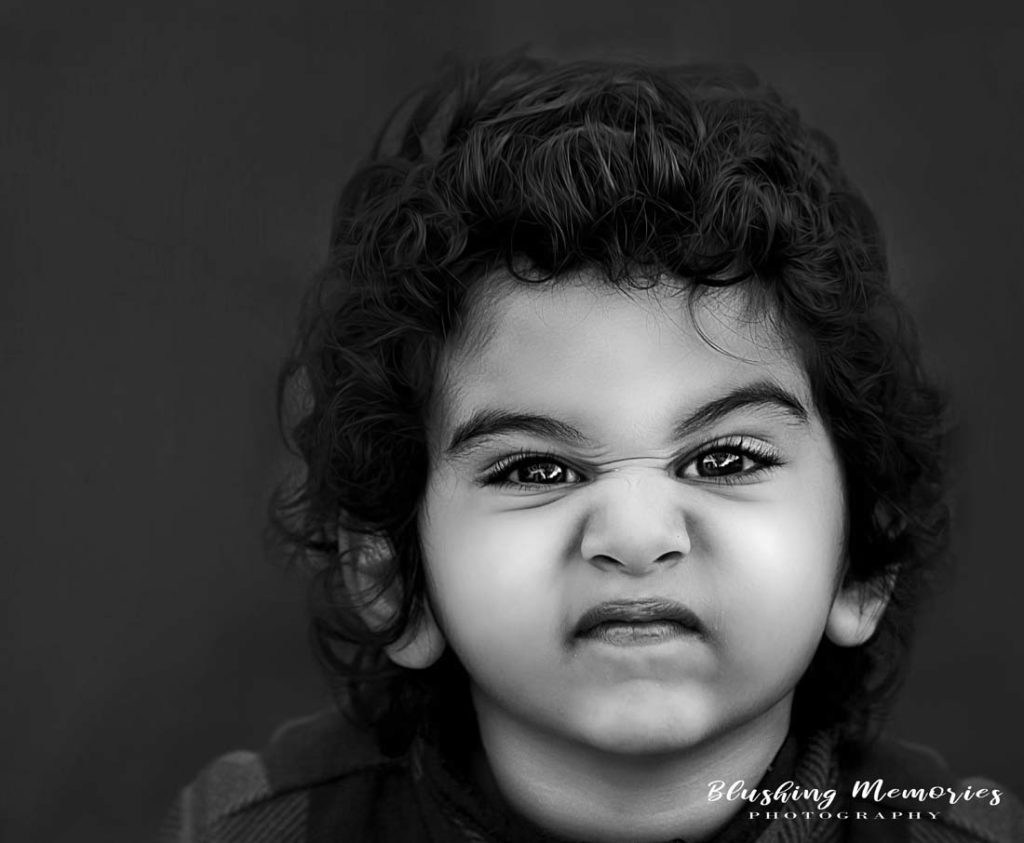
[572,598,706,646]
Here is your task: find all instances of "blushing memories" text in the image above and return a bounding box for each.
[707,778,1003,812]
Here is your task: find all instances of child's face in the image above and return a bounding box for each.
[419,275,847,756]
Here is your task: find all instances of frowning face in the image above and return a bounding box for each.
[419,275,848,758]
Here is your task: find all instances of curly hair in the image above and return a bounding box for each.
[271,55,949,754]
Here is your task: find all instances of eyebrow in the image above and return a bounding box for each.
[672,380,808,438]
[446,409,590,457]
[444,379,809,457]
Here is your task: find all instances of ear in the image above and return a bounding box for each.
[338,527,446,670]
[825,571,896,648]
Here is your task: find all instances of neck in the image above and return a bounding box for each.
[472,694,792,843]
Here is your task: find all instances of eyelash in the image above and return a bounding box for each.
[480,437,783,489]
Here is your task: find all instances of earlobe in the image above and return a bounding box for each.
[338,527,446,670]
[383,602,446,669]
[825,574,895,647]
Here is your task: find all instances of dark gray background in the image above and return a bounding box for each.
[4,2,1022,841]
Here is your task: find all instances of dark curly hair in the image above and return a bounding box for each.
[272,55,949,754]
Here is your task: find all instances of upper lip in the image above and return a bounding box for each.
[572,598,705,638]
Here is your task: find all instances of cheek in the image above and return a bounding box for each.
[706,490,845,666]
[420,491,571,655]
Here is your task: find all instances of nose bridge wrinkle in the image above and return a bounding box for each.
[603,468,676,514]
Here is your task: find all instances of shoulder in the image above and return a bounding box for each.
[158,709,404,843]
[843,735,1024,843]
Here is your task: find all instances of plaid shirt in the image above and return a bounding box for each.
[159,710,1024,843]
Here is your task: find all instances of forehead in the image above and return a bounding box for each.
[432,273,811,438]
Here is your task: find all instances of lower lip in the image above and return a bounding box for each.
[579,621,698,646]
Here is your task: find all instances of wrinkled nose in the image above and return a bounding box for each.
[579,474,691,575]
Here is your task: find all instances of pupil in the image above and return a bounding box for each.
[522,463,562,483]
[700,452,742,475]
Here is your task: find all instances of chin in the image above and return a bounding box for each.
[569,696,721,757]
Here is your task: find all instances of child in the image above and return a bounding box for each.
[162,56,1023,842]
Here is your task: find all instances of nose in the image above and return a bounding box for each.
[579,473,691,575]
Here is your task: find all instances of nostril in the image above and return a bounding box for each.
[654,549,687,565]
[588,553,626,571]
[586,547,687,575]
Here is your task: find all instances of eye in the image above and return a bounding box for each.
[483,454,583,487]
[679,439,781,482]
[694,450,749,477]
